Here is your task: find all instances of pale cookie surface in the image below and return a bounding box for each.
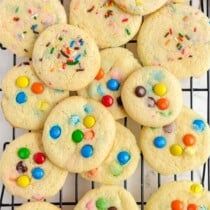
[17,202,60,210]
[32,24,100,91]
[74,185,139,210]
[137,4,210,79]
[140,107,210,175]
[69,0,142,49]
[121,66,183,127]
[78,48,141,119]
[0,0,66,57]
[42,96,116,173]
[113,0,167,15]
[1,63,68,130]
[146,181,210,210]
[0,133,68,200]
[81,122,140,184]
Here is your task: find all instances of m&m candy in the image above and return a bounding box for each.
[187,204,198,210]
[16,91,27,104]
[153,83,167,96]
[156,98,169,110]
[190,183,203,194]
[83,115,96,128]
[110,162,123,176]
[16,76,30,88]
[31,167,45,180]
[31,82,44,94]
[192,119,205,132]
[102,95,114,107]
[37,100,49,111]
[50,125,62,139]
[16,175,30,188]
[72,129,84,143]
[153,136,167,148]
[18,147,30,159]
[16,161,28,173]
[33,152,46,164]
[171,200,184,210]
[170,144,183,156]
[107,79,120,91]
[95,68,105,80]
[81,145,94,158]
[135,86,146,97]
[183,134,196,146]
[117,151,131,165]
[96,198,108,209]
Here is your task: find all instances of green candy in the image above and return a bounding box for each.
[96,198,108,210]
[110,162,123,176]
[17,147,30,159]
[72,129,84,143]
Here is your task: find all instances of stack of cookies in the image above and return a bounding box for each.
[0,0,209,209]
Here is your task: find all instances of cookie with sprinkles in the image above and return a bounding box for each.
[81,122,140,184]
[69,0,142,49]
[146,181,210,210]
[32,24,100,91]
[140,107,210,175]
[42,96,116,173]
[78,47,141,119]
[1,63,68,130]
[137,4,210,79]
[0,0,66,57]
[113,0,168,15]
[74,185,139,210]
[17,202,60,210]
[0,133,68,200]
[121,66,183,127]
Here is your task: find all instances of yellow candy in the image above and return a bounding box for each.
[83,115,96,128]
[190,183,203,194]
[16,175,30,188]
[16,76,29,88]
[170,144,183,156]
[153,83,167,96]
[185,147,196,156]
[37,100,49,111]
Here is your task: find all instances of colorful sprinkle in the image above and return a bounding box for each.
[16,76,30,88]
[81,145,94,158]
[117,151,131,165]
[72,129,84,143]
[125,28,131,35]
[16,175,30,188]
[50,125,62,139]
[153,136,167,148]
[16,91,27,104]
[31,167,45,180]
[18,147,30,159]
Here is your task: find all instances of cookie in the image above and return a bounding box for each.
[17,202,60,210]
[121,66,183,127]
[113,0,168,15]
[137,4,210,79]
[42,96,116,173]
[81,122,140,184]
[0,133,68,200]
[74,185,139,210]
[78,47,141,119]
[69,0,142,49]
[140,107,210,175]
[0,0,66,57]
[1,63,68,130]
[32,24,100,91]
[146,181,210,210]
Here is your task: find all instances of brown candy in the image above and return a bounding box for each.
[147,97,156,107]
[16,161,28,173]
[135,86,146,97]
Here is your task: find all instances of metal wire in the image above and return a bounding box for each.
[0,0,209,209]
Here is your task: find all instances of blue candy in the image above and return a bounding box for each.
[107,79,120,91]
[84,104,93,113]
[153,136,167,149]
[16,91,27,104]
[117,151,131,165]
[69,115,80,126]
[31,167,44,180]
[49,125,61,139]
[192,119,205,132]
[80,145,93,158]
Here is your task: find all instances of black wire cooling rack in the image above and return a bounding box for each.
[0,0,209,209]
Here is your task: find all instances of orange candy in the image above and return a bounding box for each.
[187,204,198,210]
[31,82,44,94]
[95,68,105,80]
[171,200,184,210]
[183,134,196,146]
[84,130,95,140]
[156,98,169,110]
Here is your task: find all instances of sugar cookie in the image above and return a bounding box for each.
[17,202,60,210]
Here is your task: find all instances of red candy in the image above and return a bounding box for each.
[101,95,114,107]
[33,152,46,164]
[156,98,169,110]
[171,200,184,210]
[187,204,198,210]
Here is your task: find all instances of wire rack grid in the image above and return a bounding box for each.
[0,0,209,209]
